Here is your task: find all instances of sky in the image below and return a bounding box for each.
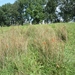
[0,0,16,6]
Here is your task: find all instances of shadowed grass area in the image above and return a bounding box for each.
[0,23,75,75]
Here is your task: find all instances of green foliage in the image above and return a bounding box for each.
[0,3,12,26]
[0,0,75,26]
[45,0,58,22]
[59,0,75,22]
[23,0,46,23]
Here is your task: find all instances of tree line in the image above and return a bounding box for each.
[0,0,75,26]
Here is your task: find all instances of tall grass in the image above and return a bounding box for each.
[0,24,68,75]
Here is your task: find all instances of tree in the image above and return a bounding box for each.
[59,0,75,22]
[1,3,13,26]
[27,2,46,24]
[0,7,5,26]
[16,0,47,24]
[16,0,28,25]
[45,0,58,23]
[11,1,21,25]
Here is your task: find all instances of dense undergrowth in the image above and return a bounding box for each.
[0,23,75,75]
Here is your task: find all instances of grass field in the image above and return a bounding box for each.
[0,23,75,75]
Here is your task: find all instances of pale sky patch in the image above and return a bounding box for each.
[0,0,4,1]
[0,0,15,6]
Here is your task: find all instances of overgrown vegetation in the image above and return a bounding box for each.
[0,23,75,75]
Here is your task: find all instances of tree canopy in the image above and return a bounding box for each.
[0,0,75,26]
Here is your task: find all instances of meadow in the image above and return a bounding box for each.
[0,23,75,75]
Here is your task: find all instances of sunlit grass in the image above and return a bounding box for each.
[0,23,75,75]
